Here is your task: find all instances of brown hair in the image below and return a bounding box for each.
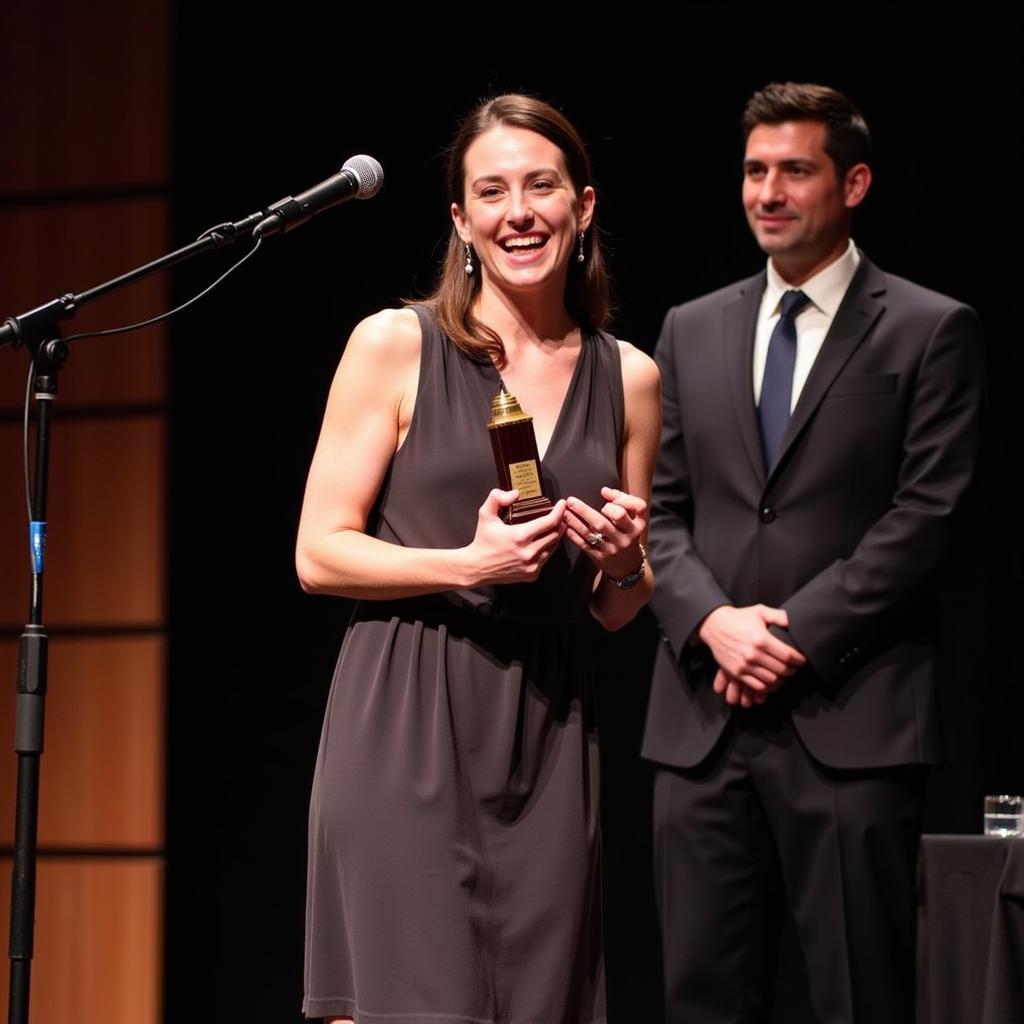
[742,82,871,178]
[421,94,610,366]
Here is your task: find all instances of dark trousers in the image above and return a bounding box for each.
[653,706,925,1024]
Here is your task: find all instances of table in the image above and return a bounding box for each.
[917,834,1024,1024]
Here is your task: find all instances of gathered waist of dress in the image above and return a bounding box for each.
[350,593,589,634]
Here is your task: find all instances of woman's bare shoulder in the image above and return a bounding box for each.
[616,338,660,396]
[343,306,422,364]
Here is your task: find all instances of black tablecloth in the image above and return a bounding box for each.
[917,834,1024,1024]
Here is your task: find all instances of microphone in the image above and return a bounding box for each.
[253,155,383,238]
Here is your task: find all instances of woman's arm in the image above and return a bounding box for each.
[564,340,661,631]
[295,308,566,600]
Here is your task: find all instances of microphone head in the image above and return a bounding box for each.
[342,155,384,199]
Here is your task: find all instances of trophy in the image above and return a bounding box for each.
[486,388,554,524]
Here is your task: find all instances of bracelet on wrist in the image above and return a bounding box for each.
[604,543,647,590]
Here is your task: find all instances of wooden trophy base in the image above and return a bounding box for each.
[503,494,554,525]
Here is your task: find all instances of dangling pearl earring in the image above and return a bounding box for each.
[576,232,586,264]
[464,243,474,275]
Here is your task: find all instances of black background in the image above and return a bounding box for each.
[166,12,1022,1021]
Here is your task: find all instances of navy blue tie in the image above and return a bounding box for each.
[758,289,810,471]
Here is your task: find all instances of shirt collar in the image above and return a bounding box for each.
[764,239,861,318]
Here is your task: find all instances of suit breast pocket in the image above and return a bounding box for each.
[826,373,899,398]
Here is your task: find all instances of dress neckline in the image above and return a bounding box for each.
[484,333,587,465]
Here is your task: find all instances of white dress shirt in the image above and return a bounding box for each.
[752,240,861,412]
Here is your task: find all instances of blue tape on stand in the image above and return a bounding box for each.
[30,521,46,573]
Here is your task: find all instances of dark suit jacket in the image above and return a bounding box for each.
[642,254,984,771]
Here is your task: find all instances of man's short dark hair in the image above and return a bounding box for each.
[742,82,871,178]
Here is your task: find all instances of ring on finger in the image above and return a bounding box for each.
[585,531,604,548]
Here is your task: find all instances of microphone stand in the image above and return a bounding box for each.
[1,211,265,1024]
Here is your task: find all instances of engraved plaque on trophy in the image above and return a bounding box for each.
[486,388,555,524]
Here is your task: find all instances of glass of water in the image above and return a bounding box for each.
[984,795,1023,837]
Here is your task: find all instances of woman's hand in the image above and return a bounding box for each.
[564,486,647,579]
[459,489,568,587]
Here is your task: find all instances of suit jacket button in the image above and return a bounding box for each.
[759,506,776,523]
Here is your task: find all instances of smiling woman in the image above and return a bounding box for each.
[451,125,594,320]
[297,94,660,1024]
[429,94,610,370]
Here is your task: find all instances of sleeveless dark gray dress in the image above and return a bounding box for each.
[303,305,622,1023]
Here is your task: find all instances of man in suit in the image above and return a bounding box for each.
[644,82,983,1023]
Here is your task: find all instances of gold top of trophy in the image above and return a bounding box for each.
[487,388,533,428]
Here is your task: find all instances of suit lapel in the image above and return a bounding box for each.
[767,256,887,488]
[722,272,767,485]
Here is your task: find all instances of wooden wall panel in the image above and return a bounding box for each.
[0,2,169,194]
[0,416,165,627]
[0,858,163,1023]
[0,421,30,611]
[0,636,164,848]
[0,1,169,1020]
[0,201,168,409]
